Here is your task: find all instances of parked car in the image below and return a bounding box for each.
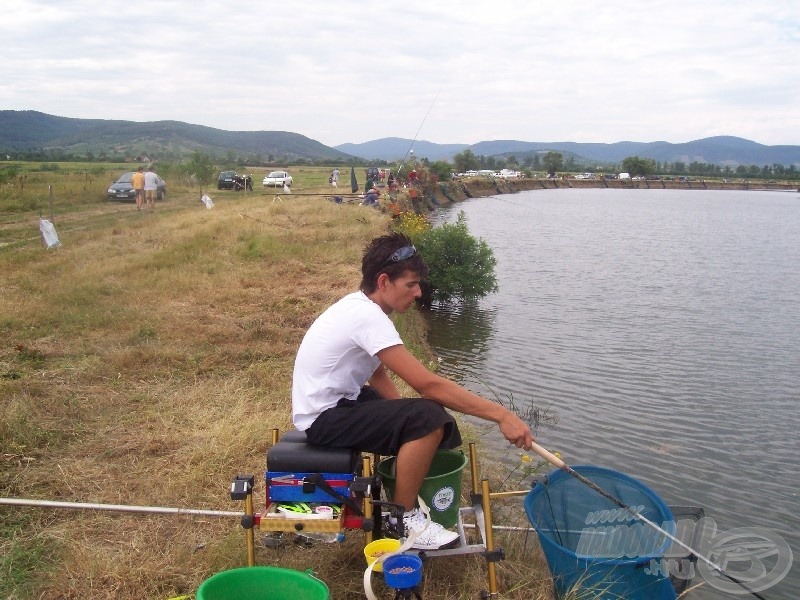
[217,170,253,191]
[262,170,293,188]
[107,171,165,201]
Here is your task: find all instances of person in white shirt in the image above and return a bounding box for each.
[292,232,534,549]
[143,166,163,210]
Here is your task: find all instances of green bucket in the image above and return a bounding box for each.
[196,566,329,600]
[377,449,467,528]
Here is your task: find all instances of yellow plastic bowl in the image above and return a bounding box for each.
[363,538,402,573]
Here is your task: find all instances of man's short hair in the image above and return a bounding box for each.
[360,232,428,294]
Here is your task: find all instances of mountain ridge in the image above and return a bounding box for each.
[1,110,798,167]
[0,110,353,161]
[339,136,800,167]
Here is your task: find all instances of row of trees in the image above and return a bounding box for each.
[620,155,799,179]
[449,149,799,180]
[5,145,798,182]
[0,147,383,169]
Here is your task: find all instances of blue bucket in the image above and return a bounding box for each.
[383,554,423,590]
[525,466,676,599]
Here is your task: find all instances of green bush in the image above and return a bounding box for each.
[427,160,454,182]
[0,165,19,185]
[415,211,498,306]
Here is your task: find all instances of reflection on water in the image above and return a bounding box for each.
[426,189,800,599]
[422,302,496,384]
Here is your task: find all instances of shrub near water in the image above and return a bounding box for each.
[394,210,498,306]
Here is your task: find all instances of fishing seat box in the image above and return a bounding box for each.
[265,430,359,503]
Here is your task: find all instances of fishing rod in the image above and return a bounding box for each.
[397,90,441,175]
[528,442,770,600]
[482,194,528,208]
[256,192,364,197]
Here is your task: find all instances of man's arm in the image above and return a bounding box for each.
[367,363,401,400]
[377,344,534,449]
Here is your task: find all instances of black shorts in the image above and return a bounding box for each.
[305,387,462,456]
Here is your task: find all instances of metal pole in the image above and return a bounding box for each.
[244,492,255,567]
[481,479,498,598]
[488,490,529,500]
[468,443,480,495]
[0,497,243,518]
[363,455,374,546]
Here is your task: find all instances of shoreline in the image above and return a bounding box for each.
[401,177,799,211]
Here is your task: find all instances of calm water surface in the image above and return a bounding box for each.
[426,188,799,599]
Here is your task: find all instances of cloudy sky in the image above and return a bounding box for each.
[2,0,798,148]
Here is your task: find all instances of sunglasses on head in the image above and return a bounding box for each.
[380,245,417,269]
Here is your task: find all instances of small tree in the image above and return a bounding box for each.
[414,211,498,306]
[542,151,563,176]
[453,149,480,173]
[622,156,656,177]
[428,160,454,181]
[184,151,217,186]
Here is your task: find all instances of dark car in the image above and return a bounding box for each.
[217,170,253,191]
[107,171,165,201]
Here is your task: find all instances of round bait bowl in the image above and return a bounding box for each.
[196,566,329,600]
[382,554,423,589]
[364,538,402,573]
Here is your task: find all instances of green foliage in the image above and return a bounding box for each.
[622,155,656,176]
[392,211,432,240]
[414,211,498,306]
[452,149,480,173]
[542,151,563,175]
[185,151,217,185]
[0,515,57,599]
[427,160,453,182]
[0,165,19,184]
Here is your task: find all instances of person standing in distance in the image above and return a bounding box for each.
[132,166,145,211]
[143,165,162,210]
[292,232,534,550]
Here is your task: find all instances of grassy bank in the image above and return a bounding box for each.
[1,169,552,599]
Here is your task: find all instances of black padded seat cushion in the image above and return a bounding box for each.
[267,431,359,474]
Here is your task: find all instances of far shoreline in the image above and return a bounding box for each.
[401,176,800,212]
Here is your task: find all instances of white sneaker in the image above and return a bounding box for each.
[403,508,459,550]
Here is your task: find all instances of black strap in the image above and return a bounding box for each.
[305,473,363,516]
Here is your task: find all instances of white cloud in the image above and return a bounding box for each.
[1,0,797,147]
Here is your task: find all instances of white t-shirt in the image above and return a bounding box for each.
[292,291,403,431]
[143,171,161,191]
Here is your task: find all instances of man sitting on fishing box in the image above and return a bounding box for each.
[292,232,535,550]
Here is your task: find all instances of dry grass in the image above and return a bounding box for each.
[1,169,553,599]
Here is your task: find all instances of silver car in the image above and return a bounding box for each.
[262,170,293,188]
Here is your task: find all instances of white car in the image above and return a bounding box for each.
[262,170,293,187]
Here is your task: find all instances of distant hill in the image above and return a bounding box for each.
[2,111,798,167]
[339,136,800,167]
[0,110,353,162]
[335,137,469,162]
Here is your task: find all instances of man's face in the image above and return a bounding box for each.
[380,269,422,314]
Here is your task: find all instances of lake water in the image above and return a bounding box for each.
[425,188,799,599]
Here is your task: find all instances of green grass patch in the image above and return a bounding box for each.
[0,514,60,600]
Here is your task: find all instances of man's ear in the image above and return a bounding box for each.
[376,272,390,290]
